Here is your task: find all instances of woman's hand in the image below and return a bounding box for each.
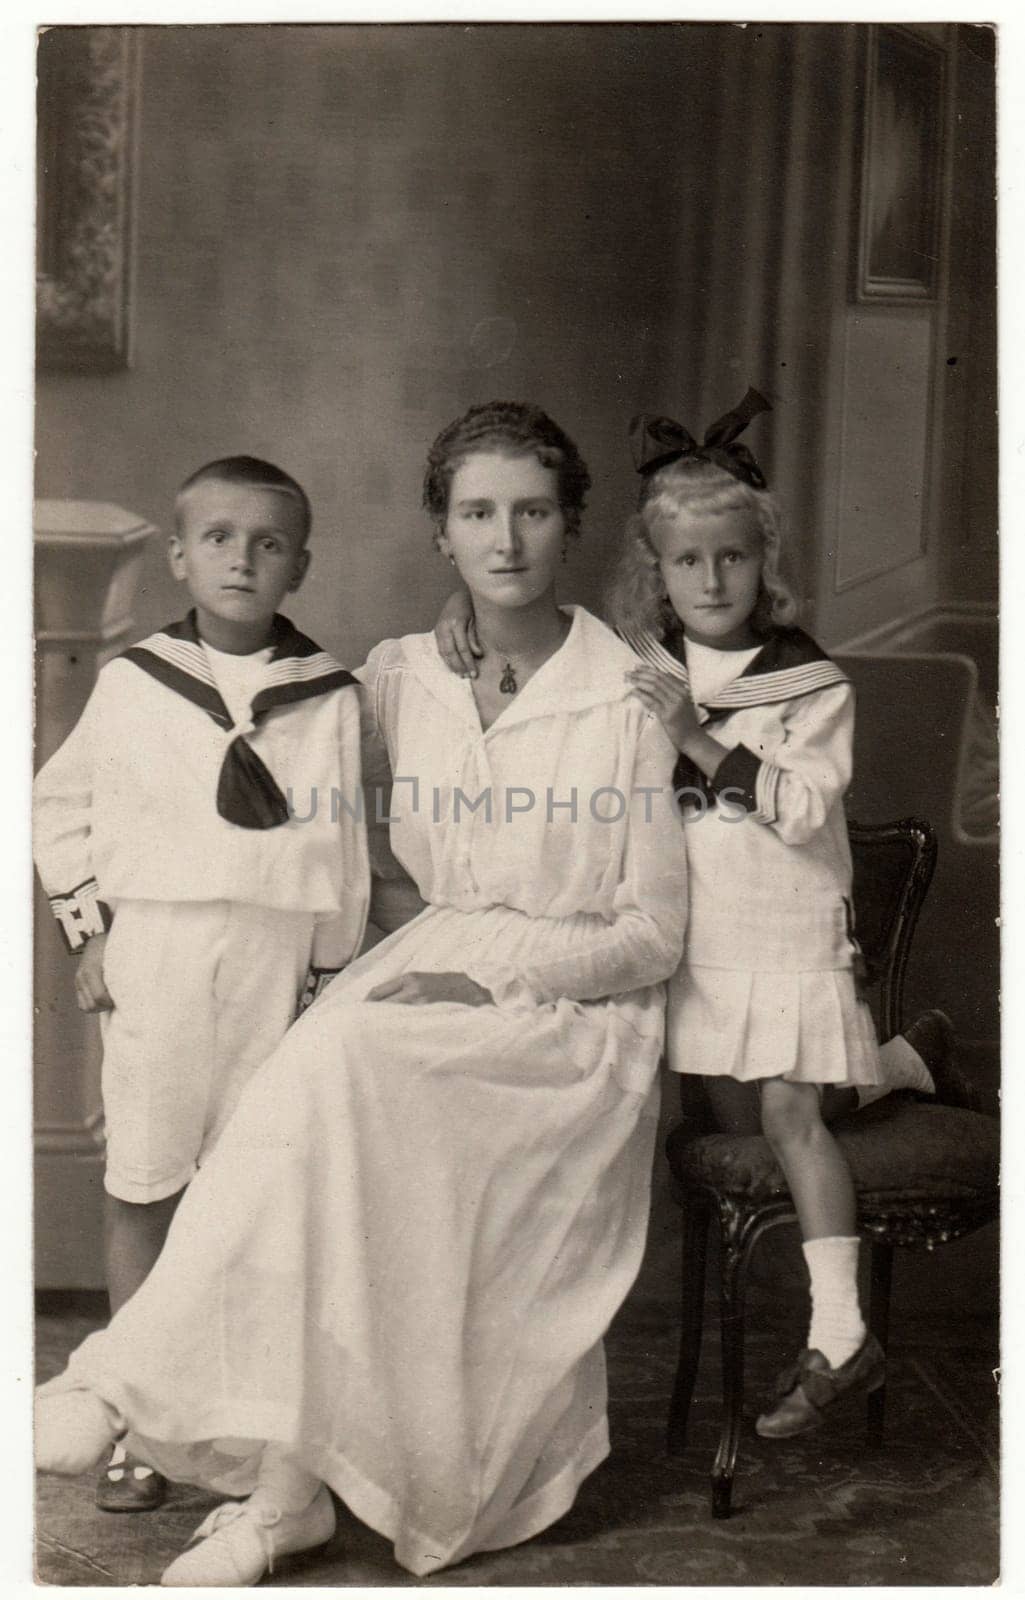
[75,932,114,1013]
[434,589,483,679]
[625,665,702,752]
[366,971,494,1007]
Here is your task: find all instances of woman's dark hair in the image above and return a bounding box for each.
[422,402,591,539]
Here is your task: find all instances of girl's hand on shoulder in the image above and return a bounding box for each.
[75,932,114,1013]
[625,665,702,752]
[366,971,494,1007]
[434,588,483,679]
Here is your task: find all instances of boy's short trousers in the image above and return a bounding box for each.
[99,900,315,1203]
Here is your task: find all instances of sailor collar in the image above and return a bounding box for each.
[122,611,356,829]
[617,623,849,712]
[123,610,356,727]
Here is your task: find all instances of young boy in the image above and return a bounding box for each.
[33,456,370,1511]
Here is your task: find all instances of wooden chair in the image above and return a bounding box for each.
[664,818,1000,1518]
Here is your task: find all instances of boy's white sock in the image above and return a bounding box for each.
[252,1443,322,1515]
[802,1235,866,1369]
[34,1387,123,1477]
[857,1034,935,1109]
[105,1439,157,1480]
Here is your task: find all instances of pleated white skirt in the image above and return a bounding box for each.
[665,962,883,1086]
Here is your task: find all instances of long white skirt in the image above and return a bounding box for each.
[46,903,665,1576]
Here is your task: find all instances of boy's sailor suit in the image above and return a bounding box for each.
[33,612,371,1202]
[619,622,883,1089]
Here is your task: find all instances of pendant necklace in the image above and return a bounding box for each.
[494,615,570,696]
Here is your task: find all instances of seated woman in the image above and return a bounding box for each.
[36,402,688,1585]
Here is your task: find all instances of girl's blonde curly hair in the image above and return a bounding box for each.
[606,458,799,639]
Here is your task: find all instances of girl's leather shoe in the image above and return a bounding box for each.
[905,1009,986,1113]
[756,1333,886,1439]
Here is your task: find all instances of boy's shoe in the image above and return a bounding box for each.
[755,1333,886,1439]
[904,1009,985,1113]
[35,1386,120,1476]
[95,1443,167,1512]
[160,1482,336,1586]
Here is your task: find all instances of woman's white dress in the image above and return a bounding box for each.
[47,607,687,1576]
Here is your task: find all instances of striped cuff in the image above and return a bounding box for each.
[48,878,112,953]
[711,745,780,824]
[298,967,342,1014]
[753,760,781,824]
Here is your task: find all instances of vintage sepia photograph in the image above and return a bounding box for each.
[29,17,999,1588]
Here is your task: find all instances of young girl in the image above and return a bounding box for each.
[612,390,924,1434]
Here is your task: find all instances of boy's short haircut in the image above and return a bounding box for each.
[176,456,312,543]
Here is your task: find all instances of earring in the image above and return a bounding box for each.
[447,553,456,565]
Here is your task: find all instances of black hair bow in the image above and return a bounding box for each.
[629,387,772,487]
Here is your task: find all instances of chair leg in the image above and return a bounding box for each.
[710,1197,757,1519]
[866,1239,894,1446]
[668,1193,711,1454]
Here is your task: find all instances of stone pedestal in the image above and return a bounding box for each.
[34,500,157,1288]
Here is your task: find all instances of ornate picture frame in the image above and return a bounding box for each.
[855,25,946,304]
[36,27,139,372]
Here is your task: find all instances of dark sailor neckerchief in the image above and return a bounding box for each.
[618,622,850,803]
[122,611,357,829]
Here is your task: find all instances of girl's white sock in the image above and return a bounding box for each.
[802,1235,866,1369]
[252,1443,322,1515]
[857,1034,936,1109]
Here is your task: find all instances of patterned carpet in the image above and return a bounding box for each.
[36,1233,998,1587]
